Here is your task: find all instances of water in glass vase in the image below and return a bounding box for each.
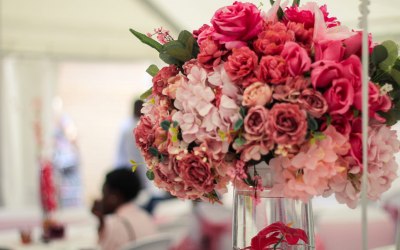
[233,188,315,250]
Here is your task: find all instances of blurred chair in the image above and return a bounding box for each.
[120,233,173,250]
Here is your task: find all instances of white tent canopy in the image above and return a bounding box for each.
[2,0,400,60]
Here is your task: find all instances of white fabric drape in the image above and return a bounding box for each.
[0,56,57,209]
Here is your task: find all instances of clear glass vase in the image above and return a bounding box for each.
[232,163,315,250]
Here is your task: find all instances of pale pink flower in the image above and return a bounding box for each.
[242,82,272,107]
[172,111,201,143]
[162,74,187,99]
[208,65,241,101]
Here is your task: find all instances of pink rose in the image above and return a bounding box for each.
[311,61,344,89]
[224,46,258,82]
[253,22,295,55]
[211,2,263,49]
[273,76,310,102]
[281,42,311,76]
[315,40,345,62]
[193,24,215,47]
[198,37,226,70]
[179,153,215,193]
[134,116,155,157]
[324,78,354,115]
[298,88,328,118]
[152,65,179,96]
[341,55,362,90]
[242,82,272,107]
[354,82,392,122]
[349,118,362,165]
[257,55,288,85]
[268,103,307,145]
[244,105,270,141]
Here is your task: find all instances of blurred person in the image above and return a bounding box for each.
[91,168,157,250]
[114,99,168,214]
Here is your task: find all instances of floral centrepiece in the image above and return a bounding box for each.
[131,1,400,209]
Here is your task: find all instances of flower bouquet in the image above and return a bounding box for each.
[131,0,400,248]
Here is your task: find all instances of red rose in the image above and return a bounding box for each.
[179,154,215,193]
[311,61,344,89]
[257,55,288,85]
[134,116,155,157]
[268,103,307,145]
[281,41,311,76]
[211,2,263,49]
[244,105,270,141]
[225,46,258,82]
[284,5,340,29]
[152,65,179,96]
[253,22,295,55]
[324,78,354,115]
[299,88,328,118]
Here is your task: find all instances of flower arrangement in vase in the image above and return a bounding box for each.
[131,0,400,249]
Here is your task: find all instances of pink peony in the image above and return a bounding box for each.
[198,37,226,70]
[324,78,354,115]
[268,103,307,145]
[152,65,179,96]
[311,61,344,89]
[134,116,155,157]
[281,41,312,76]
[298,88,328,118]
[242,82,272,107]
[253,22,295,55]
[354,82,392,123]
[211,2,263,49]
[224,46,258,82]
[244,106,270,141]
[179,153,215,194]
[257,55,288,85]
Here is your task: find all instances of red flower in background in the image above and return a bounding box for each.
[40,160,57,213]
[244,222,309,250]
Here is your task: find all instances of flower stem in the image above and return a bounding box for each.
[273,236,284,250]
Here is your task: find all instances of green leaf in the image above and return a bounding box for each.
[307,116,318,131]
[371,45,388,66]
[379,101,400,126]
[239,106,246,118]
[140,87,153,100]
[313,132,326,141]
[159,52,182,65]
[173,121,179,127]
[146,64,159,77]
[234,119,244,132]
[379,40,399,71]
[292,0,300,6]
[353,109,360,118]
[149,147,159,157]
[160,120,171,131]
[162,40,193,62]
[146,170,155,181]
[391,68,400,86]
[129,29,163,52]
[234,137,246,147]
[325,114,332,126]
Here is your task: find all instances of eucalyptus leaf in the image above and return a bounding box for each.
[178,30,195,53]
[159,52,182,65]
[146,170,155,181]
[379,40,399,71]
[140,87,153,100]
[146,64,159,77]
[234,119,244,131]
[390,68,400,86]
[160,120,171,131]
[149,147,159,157]
[379,101,400,126]
[371,45,388,66]
[234,137,246,147]
[129,29,163,52]
[162,40,193,62]
[307,116,318,131]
